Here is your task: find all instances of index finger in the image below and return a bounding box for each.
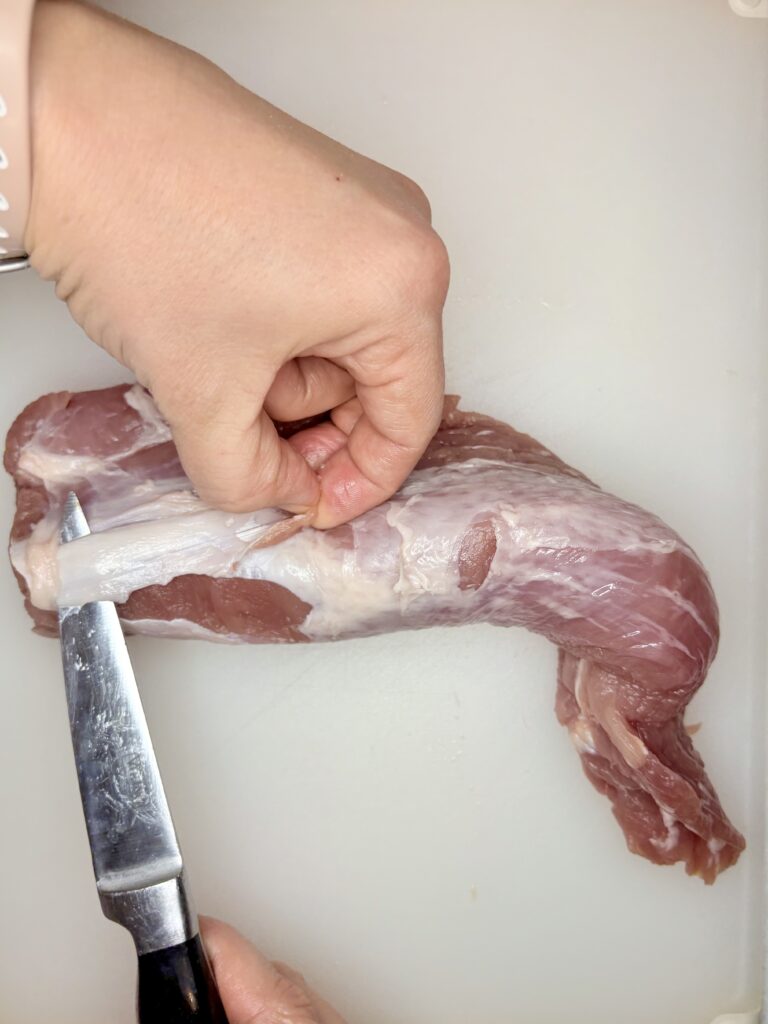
[200,916,346,1024]
[311,324,445,528]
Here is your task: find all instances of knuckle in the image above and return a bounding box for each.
[426,232,451,305]
[272,962,309,989]
[375,220,450,313]
[402,224,450,304]
[391,169,433,220]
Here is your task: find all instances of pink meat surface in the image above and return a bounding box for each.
[4,384,744,882]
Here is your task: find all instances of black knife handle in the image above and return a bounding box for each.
[137,934,229,1023]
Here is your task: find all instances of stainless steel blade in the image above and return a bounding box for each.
[58,492,183,896]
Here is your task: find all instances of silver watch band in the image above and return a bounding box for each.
[0,0,37,274]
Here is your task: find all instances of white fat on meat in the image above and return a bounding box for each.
[14,455,697,648]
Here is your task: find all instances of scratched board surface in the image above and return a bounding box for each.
[0,3,765,1022]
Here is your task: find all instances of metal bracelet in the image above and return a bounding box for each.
[0,253,29,273]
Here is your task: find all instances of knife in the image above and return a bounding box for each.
[58,492,229,1023]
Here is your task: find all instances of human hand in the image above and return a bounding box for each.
[27,1,448,528]
[201,917,347,1024]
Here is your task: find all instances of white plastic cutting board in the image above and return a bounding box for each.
[1,2,765,1022]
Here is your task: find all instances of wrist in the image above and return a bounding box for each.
[28,1,144,278]
[26,1,93,268]
[26,1,194,281]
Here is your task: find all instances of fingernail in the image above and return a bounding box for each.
[280,502,313,515]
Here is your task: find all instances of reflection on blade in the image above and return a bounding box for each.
[58,493,182,894]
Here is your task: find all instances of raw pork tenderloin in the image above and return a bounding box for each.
[5,384,744,881]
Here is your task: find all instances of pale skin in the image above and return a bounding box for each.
[28,1,449,1017]
[29,0,449,528]
[200,918,348,1024]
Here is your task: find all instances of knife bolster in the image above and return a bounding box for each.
[100,872,198,955]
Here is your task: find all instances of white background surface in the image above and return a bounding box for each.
[1,2,766,1022]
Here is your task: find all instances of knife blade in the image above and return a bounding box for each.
[58,492,228,1023]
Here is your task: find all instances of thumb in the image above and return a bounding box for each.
[200,917,347,1024]
[157,378,320,514]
